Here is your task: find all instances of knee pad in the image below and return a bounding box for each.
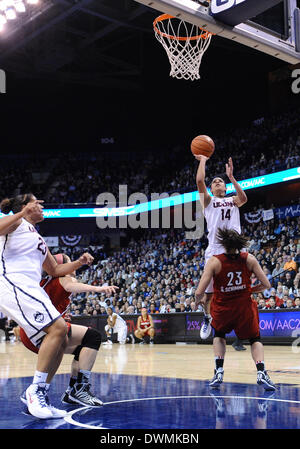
[72,345,82,361]
[81,327,102,351]
[249,335,261,345]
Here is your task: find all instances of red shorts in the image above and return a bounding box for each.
[210,298,260,340]
[20,322,72,354]
[140,327,151,336]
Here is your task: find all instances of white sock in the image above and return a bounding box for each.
[32,370,48,386]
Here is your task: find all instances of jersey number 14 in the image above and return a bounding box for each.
[221,208,231,220]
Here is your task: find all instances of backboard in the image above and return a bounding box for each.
[134,0,300,64]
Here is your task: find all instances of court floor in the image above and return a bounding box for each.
[1,340,300,430]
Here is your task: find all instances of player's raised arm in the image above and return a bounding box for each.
[226,157,247,207]
[195,155,211,209]
[246,253,271,293]
[0,199,44,235]
[58,276,118,295]
[43,249,94,277]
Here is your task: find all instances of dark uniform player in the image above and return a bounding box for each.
[195,228,276,391]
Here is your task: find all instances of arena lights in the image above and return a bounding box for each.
[0,0,39,31]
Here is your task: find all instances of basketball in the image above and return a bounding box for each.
[190,135,215,158]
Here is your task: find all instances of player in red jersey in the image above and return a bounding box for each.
[195,228,276,391]
[134,307,155,345]
[20,253,118,408]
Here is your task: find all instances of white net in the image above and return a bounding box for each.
[153,14,212,81]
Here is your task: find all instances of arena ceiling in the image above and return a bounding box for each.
[0,0,286,91]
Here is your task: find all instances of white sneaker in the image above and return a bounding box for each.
[200,316,212,339]
[103,340,113,345]
[48,404,67,418]
[25,384,53,419]
[257,370,276,391]
[209,368,224,388]
[23,386,67,419]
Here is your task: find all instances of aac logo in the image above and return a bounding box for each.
[211,0,246,14]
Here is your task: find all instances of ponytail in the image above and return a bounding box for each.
[0,193,34,214]
[216,227,249,253]
[0,198,14,214]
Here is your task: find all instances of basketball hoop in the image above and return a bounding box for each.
[153,14,213,81]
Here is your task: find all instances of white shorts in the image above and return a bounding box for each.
[204,245,225,294]
[105,324,127,344]
[0,274,61,347]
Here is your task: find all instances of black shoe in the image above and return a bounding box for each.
[61,390,77,405]
[69,383,103,407]
[232,343,246,351]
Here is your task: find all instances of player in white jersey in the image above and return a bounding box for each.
[104,306,130,345]
[0,193,94,419]
[195,156,248,340]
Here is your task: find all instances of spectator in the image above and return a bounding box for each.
[149,303,159,314]
[126,305,135,314]
[284,255,297,277]
[266,297,280,310]
[257,298,267,310]
[294,297,300,308]
[99,306,107,315]
[271,263,284,286]
[285,299,294,308]
[185,298,192,312]
[280,295,291,309]
[283,272,294,289]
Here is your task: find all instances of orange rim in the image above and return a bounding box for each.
[153,14,213,41]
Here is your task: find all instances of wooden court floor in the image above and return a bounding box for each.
[1,340,300,386]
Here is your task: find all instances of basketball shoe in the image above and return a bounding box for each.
[69,383,103,407]
[200,315,212,339]
[209,368,224,388]
[61,389,78,405]
[22,386,67,418]
[257,371,276,391]
[25,384,54,419]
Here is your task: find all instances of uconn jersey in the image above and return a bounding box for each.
[105,313,127,344]
[0,218,47,284]
[204,196,241,259]
[0,219,60,346]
